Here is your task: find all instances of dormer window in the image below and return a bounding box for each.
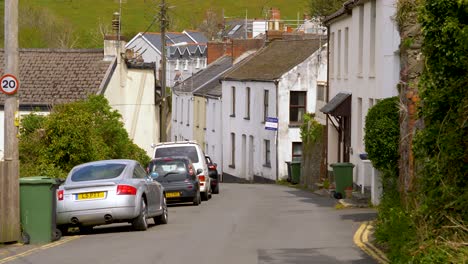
[175,59,180,70]
[184,60,188,71]
[196,58,200,69]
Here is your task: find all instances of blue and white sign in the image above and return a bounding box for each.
[265,117,278,131]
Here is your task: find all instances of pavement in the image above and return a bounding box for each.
[0,184,389,264]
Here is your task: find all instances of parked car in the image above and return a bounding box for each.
[205,155,219,194]
[56,159,168,234]
[152,141,211,201]
[148,157,201,205]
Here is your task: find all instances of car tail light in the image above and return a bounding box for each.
[200,182,204,186]
[117,185,137,195]
[57,190,64,201]
[208,165,216,170]
[198,175,205,182]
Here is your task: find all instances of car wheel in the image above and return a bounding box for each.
[154,197,168,225]
[201,191,209,201]
[212,185,219,194]
[193,190,201,206]
[57,225,69,236]
[132,198,148,231]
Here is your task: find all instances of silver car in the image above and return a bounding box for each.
[56,159,168,234]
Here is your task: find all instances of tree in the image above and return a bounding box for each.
[307,0,347,21]
[19,95,150,178]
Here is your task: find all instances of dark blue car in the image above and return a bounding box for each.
[148,157,202,206]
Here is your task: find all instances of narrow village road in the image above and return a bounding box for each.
[6,183,377,264]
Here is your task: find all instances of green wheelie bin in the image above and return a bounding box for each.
[331,163,354,198]
[291,161,301,184]
[19,176,63,244]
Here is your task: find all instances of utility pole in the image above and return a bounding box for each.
[159,0,168,142]
[0,0,20,243]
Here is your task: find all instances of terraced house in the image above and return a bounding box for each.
[221,39,327,183]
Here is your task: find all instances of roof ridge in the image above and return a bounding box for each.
[0,48,104,53]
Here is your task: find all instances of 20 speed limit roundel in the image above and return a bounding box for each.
[0,74,20,95]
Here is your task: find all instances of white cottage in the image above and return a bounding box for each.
[171,56,234,174]
[0,34,160,159]
[221,39,327,182]
[125,30,208,87]
[322,0,400,204]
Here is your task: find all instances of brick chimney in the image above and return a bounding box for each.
[207,39,265,64]
[104,12,127,61]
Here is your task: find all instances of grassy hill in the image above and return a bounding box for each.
[0,0,309,48]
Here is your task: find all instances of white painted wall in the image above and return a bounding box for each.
[171,92,194,142]
[327,0,400,201]
[221,80,277,181]
[205,97,223,174]
[277,46,328,180]
[104,61,159,158]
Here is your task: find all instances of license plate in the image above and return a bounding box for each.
[77,192,105,200]
[165,192,181,198]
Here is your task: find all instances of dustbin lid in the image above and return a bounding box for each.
[19,176,61,185]
[330,162,355,168]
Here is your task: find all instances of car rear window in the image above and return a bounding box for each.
[71,163,126,182]
[149,160,189,181]
[154,146,199,163]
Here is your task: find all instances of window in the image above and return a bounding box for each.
[264,140,271,167]
[330,32,335,78]
[133,165,147,179]
[184,60,189,71]
[186,99,190,126]
[358,98,363,150]
[174,97,178,122]
[196,100,200,128]
[175,59,180,70]
[155,146,199,163]
[369,0,376,77]
[344,27,349,77]
[180,99,184,124]
[230,133,235,167]
[245,87,251,119]
[290,91,306,123]
[231,86,236,117]
[263,90,269,122]
[337,29,341,78]
[292,142,302,162]
[358,5,364,76]
[175,135,178,141]
[317,83,326,101]
[196,57,200,69]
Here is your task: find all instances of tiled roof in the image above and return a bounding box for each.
[0,49,113,106]
[174,56,232,96]
[223,39,321,82]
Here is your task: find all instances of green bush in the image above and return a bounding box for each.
[19,95,150,178]
[364,97,400,173]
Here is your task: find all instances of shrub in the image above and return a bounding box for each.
[19,95,150,178]
[364,96,400,173]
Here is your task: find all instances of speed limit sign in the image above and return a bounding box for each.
[0,74,20,95]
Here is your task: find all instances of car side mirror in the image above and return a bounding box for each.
[150,172,159,179]
[196,168,203,175]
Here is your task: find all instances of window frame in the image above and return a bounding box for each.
[263,90,269,122]
[292,142,303,162]
[231,86,236,117]
[245,87,251,120]
[289,91,307,123]
[264,139,271,167]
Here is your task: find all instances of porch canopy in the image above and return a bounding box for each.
[320,92,352,162]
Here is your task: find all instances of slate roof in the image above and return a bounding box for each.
[184,30,209,43]
[173,56,233,97]
[137,32,207,58]
[223,39,321,82]
[0,49,113,107]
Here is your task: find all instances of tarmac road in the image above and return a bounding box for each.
[3,183,377,264]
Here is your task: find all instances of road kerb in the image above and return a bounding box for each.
[0,236,81,264]
[353,221,389,264]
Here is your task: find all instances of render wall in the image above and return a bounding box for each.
[327,0,400,193]
[205,97,223,174]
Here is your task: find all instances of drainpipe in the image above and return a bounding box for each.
[325,24,330,177]
[275,80,279,182]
